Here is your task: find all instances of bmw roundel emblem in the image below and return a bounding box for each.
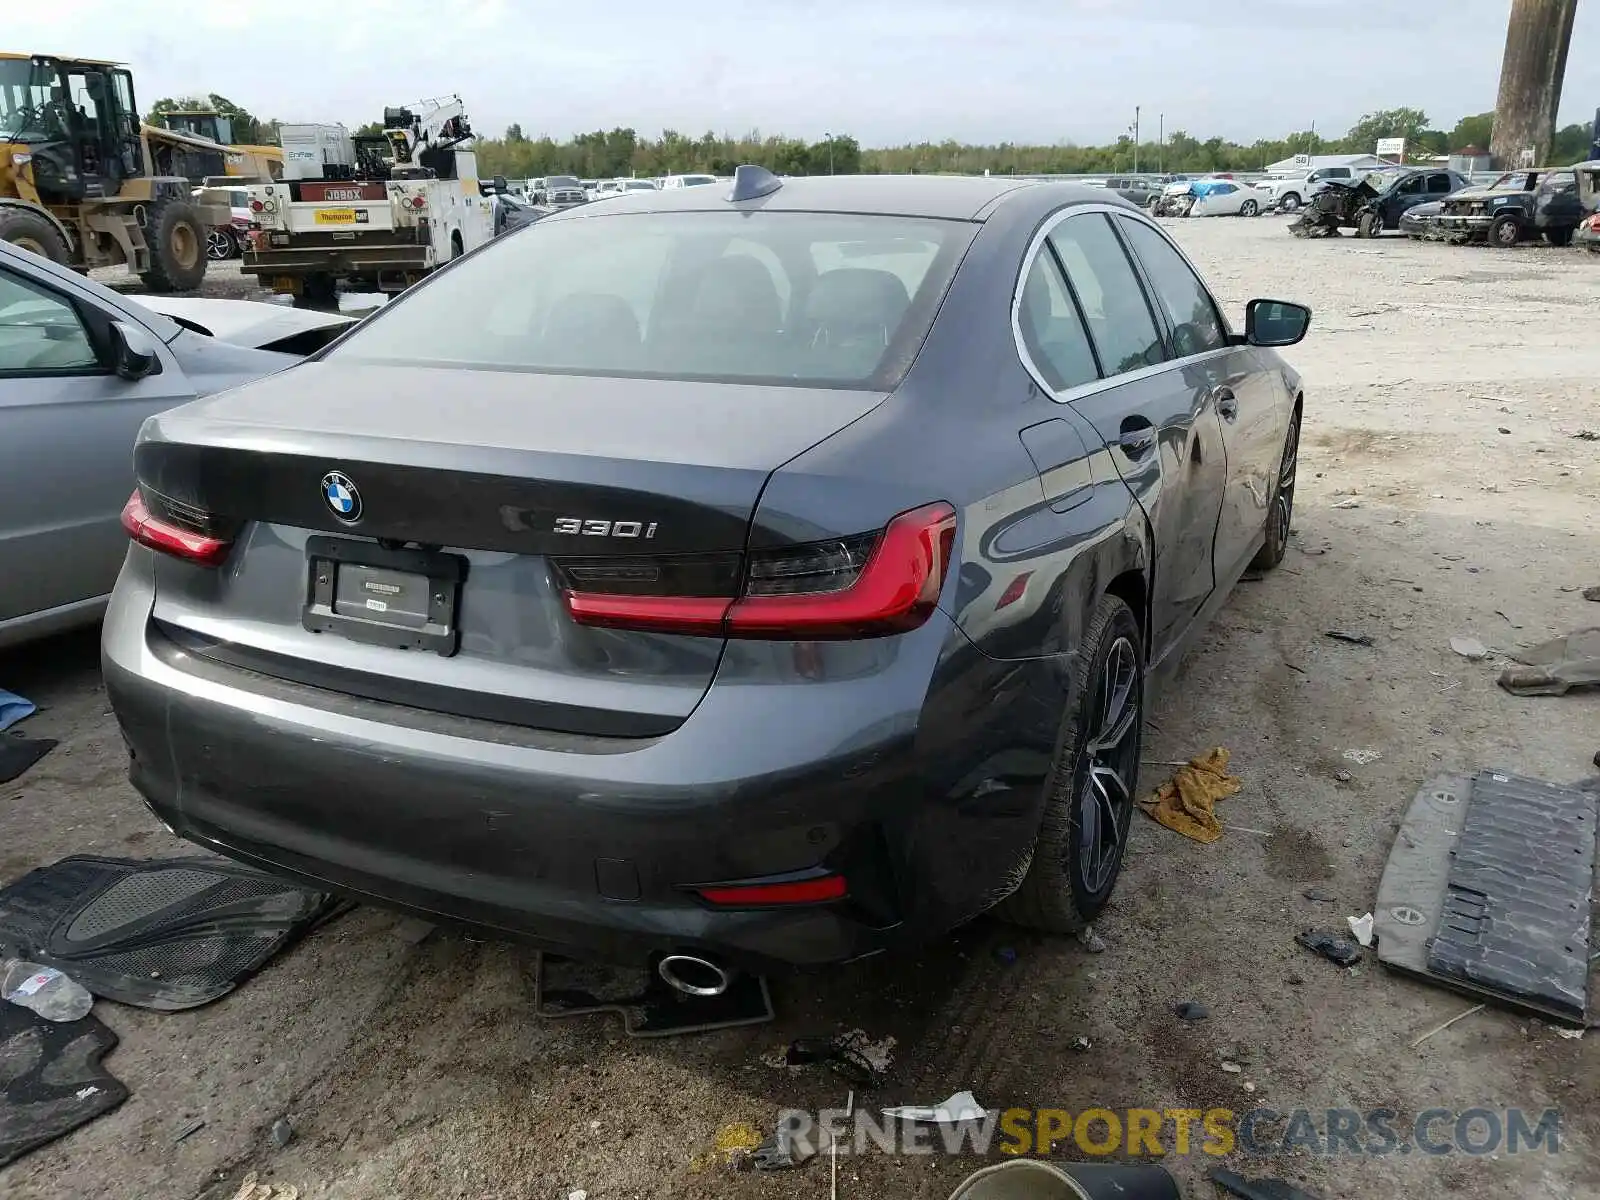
[321,471,362,522]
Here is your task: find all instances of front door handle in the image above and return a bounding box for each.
[1118,416,1157,460]
[1214,387,1239,422]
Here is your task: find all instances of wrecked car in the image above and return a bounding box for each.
[1153,178,1262,217]
[1577,210,1600,253]
[1287,172,1393,238]
[1350,168,1473,237]
[1433,165,1595,247]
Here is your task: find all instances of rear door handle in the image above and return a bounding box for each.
[1214,387,1239,422]
[1118,417,1157,460]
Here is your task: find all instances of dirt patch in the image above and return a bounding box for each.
[1264,826,1336,882]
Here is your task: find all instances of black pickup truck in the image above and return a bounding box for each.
[1434,166,1594,247]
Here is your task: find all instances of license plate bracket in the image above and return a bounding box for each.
[303,536,466,656]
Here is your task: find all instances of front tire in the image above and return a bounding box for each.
[1251,411,1300,572]
[1357,211,1383,239]
[0,207,71,265]
[1240,199,1259,217]
[1279,192,1302,213]
[138,197,207,292]
[998,594,1143,934]
[206,227,237,260]
[1489,214,1522,248]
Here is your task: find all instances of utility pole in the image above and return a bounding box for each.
[825,131,835,175]
[1134,106,1140,173]
[1158,113,1164,174]
[1490,0,1579,168]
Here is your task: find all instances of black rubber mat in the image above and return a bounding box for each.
[0,735,57,785]
[0,856,342,1011]
[0,1001,127,1167]
[1425,771,1596,1022]
[1378,771,1596,1025]
[533,953,773,1037]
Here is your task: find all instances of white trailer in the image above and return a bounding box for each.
[241,98,495,303]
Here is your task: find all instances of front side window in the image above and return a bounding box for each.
[327,211,974,389]
[1017,250,1098,392]
[1117,218,1228,358]
[1398,176,1425,195]
[1047,214,1164,377]
[0,268,99,374]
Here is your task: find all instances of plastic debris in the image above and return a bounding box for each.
[1297,928,1363,967]
[1174,1001,1210,1021]
[269,1117,294,1148]
[1077,927,1107,954]
[1555,1027,1585,1041]
[1069,1035,1091,1051]
[230,1174,301,1200]
[1221,1061,1243,1074]
[882,1090,989,1125]
[1325,631,1374,646]
[0,689,36,733]
[754,1130,816,1172]
[174,1119,207,1144]
[784,1036,885,1088]
[1347,913,1375,947]
[1331,498,1362,509]
[1,959,93,1022]
[1209,1166,1325,1200]
[995,946,1018,965]
[1342,748,1382,766]
[1303,887,1337,903]
[1497,628,1600,697]
[1450,636,1490,661]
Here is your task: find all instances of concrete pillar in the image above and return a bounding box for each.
[1490,0,1580,168]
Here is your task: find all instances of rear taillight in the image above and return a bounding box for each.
[120,490,232,567]
[557,501,957,640]
[249,199,263,212]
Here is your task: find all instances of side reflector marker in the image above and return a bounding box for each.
[693,873,848,907]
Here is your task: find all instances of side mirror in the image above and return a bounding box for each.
[109,320,161,380]
[492,175,507,193]
[1244,299,1311,348]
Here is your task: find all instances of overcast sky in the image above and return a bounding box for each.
[14,0,1600,145]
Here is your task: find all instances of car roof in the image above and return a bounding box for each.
[549,173,1113,222]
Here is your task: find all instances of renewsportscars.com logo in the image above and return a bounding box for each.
[774,1106,1563,1159]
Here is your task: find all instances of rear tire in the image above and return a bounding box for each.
[206,227,237,261]
[1489,214,1522,248]
[997,594,1143,934]
[1543,227,1573,247]
[0,207,71,265]
[138,198,207,293]
[1251,411,1300,572]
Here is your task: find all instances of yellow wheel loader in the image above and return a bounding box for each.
[0,52,224,291]
[150,108,284,183]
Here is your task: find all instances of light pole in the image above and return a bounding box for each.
[1158,112,1164,174]
[1134,106,1140,173]
[824,131,835,175]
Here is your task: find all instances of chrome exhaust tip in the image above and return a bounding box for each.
[657,953,731,997]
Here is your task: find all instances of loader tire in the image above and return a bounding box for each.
[0,207,71,265]
[138,197,207,293]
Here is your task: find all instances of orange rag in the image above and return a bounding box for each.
[1137,747,1241,843]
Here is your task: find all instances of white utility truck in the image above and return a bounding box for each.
[241,97,495,305]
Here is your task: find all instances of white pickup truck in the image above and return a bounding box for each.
[1256,166,1359,213]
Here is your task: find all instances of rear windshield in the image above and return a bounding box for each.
[326,210,975,389]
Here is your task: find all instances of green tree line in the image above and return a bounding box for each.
[471,108,1595,179]
[145,98,1597,176]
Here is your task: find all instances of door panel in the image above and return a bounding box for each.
[1114,217,1284,591]
[0,266,195,626]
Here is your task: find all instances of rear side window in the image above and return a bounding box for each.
[1017,251,1098,391]
[328,211,975,389]
[1428,174,1454,193]
[1118,219,1228,357]
[1047,215,1164,377]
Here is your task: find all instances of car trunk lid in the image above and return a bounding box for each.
[134,363,888,739]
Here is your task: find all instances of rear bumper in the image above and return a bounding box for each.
[102,550,1045,971]
[242,243,431,281]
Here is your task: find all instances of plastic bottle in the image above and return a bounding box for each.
[1,959,94,1022]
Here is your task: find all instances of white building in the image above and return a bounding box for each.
[1264,152,1389,175]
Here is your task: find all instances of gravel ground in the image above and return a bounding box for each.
[5,215,1599,1200]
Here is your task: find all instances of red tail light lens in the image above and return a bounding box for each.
[120,490,232,567]
[556,502,957,640]
[249,199,264,212]
[694,873,848,907]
